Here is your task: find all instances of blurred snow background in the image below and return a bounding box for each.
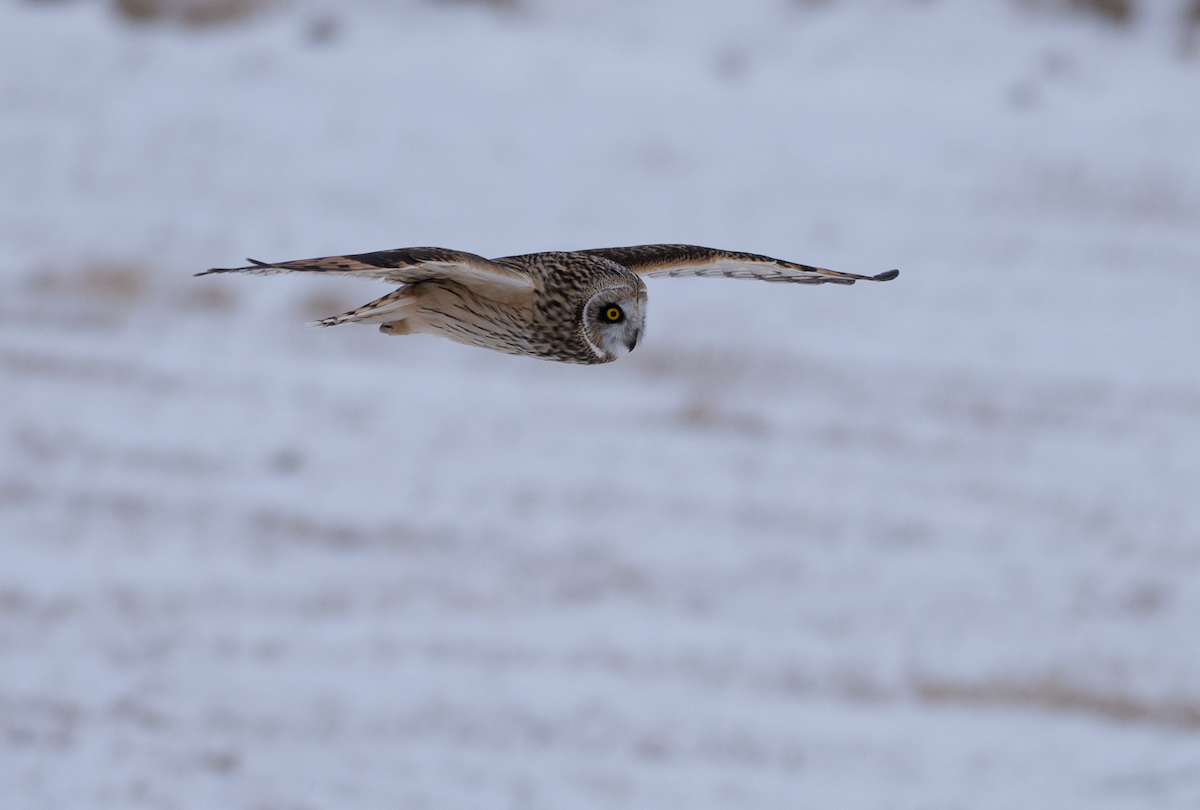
[2,0,1200,807]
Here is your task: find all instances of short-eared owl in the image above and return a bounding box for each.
[199,245,897,365]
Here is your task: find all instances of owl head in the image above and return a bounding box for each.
[580,282,647,362]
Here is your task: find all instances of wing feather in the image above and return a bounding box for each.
[581,244,897,285]
[197,247,535,299]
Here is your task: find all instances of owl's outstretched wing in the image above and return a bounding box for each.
[198,247,535,300]
[581,244,898,285]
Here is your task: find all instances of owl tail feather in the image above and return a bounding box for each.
[312,288,417,328]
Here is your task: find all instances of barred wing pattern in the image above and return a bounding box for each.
[198,247,535,298]
[581,244,898,285]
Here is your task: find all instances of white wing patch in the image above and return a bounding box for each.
[380,261,534,290]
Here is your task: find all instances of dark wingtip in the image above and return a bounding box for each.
[872,269,899,282]
[195,258,273,277]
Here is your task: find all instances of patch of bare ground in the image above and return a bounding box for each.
[27,261,148,302]
[986,162,1200,223]
[1184,0,1200,55]
[632,345,861,397]
[511,545,651,605]
[0,697,83,749]
[432,0,523,13]
[0,588,78,625]
[6,261,237,331]
[19,262,149,328]
[250,510,442,552]
[112,0,272,27]
[1018,0,1136,26]
[915,676,1200,729]
[589,657,1200,731]
[674,399,769,437]
[12,424,223,477]
[0,348,182,391]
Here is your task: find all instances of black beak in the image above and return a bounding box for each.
[625,330,640,352]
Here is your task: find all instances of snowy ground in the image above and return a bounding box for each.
[2,0,1200,807]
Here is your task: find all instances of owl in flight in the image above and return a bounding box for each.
[199,244,897,365]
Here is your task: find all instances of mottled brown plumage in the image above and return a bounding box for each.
[198,244,897,364]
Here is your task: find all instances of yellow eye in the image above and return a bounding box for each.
[605,306,623,322]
